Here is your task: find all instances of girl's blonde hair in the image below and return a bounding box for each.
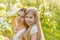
[26,7,42,40]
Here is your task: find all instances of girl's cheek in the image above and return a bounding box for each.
[21,18,24,21]
[31,18,34,21]
[31,19,34,23]
[25,18,27,22]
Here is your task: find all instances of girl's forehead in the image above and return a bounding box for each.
[26,13,32,16]
[26,13,34,17]
[19,11,24,14]
[28,12,32,14]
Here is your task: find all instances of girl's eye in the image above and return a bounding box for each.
[30,17,33,19]
[25,16,28,18]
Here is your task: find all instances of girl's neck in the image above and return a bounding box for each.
[28,24,34,29]
[14,23,25,34]
[17,22,25,27]
[29,23,35,27]
[18,23,25,28]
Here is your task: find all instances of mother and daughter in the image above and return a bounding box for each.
[11,7,45,40]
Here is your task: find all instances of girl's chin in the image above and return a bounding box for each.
[27,23,31,26]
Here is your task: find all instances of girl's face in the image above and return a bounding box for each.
[17,11,25,24]
[25,12,35,26]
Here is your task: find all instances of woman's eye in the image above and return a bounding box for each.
[21,16,24,18]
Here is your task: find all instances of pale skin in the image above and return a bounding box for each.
[12,11,26,40]
[16,11,26,40]
[24,8,45,40]
[25,12,38,40]
[12,8,45,40]
[23,26,38,40]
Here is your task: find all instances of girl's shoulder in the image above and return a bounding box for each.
[13,28,26,40]
[14,28,26,37]
[17,28,26,35]
[30,25,38,35]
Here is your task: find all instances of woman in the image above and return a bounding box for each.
[24,7,45,40]
[12,8,27,40]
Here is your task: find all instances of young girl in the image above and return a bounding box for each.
[13,8,27,40]
[24,7,45,40]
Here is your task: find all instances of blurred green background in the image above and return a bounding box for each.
[0,0,60,40]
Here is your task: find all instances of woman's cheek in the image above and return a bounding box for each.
[17,17,20,21]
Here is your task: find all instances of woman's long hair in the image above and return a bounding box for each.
[17,8,27,25]
[25,7,43,40]
[12,8,27,27]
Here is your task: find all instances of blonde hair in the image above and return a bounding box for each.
[26,7,42,40]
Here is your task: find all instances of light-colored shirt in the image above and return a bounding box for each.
[30,25,38,35]
[13,28,26,40]
[30,25,45,40]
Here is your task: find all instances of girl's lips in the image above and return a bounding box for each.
[26,22,31,25]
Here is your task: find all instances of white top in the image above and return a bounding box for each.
[30,25,45,40]
[13,28,26,40]
[30,25,38,35]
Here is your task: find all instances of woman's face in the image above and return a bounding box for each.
[25,12,35,26]
[17,11,25,24]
